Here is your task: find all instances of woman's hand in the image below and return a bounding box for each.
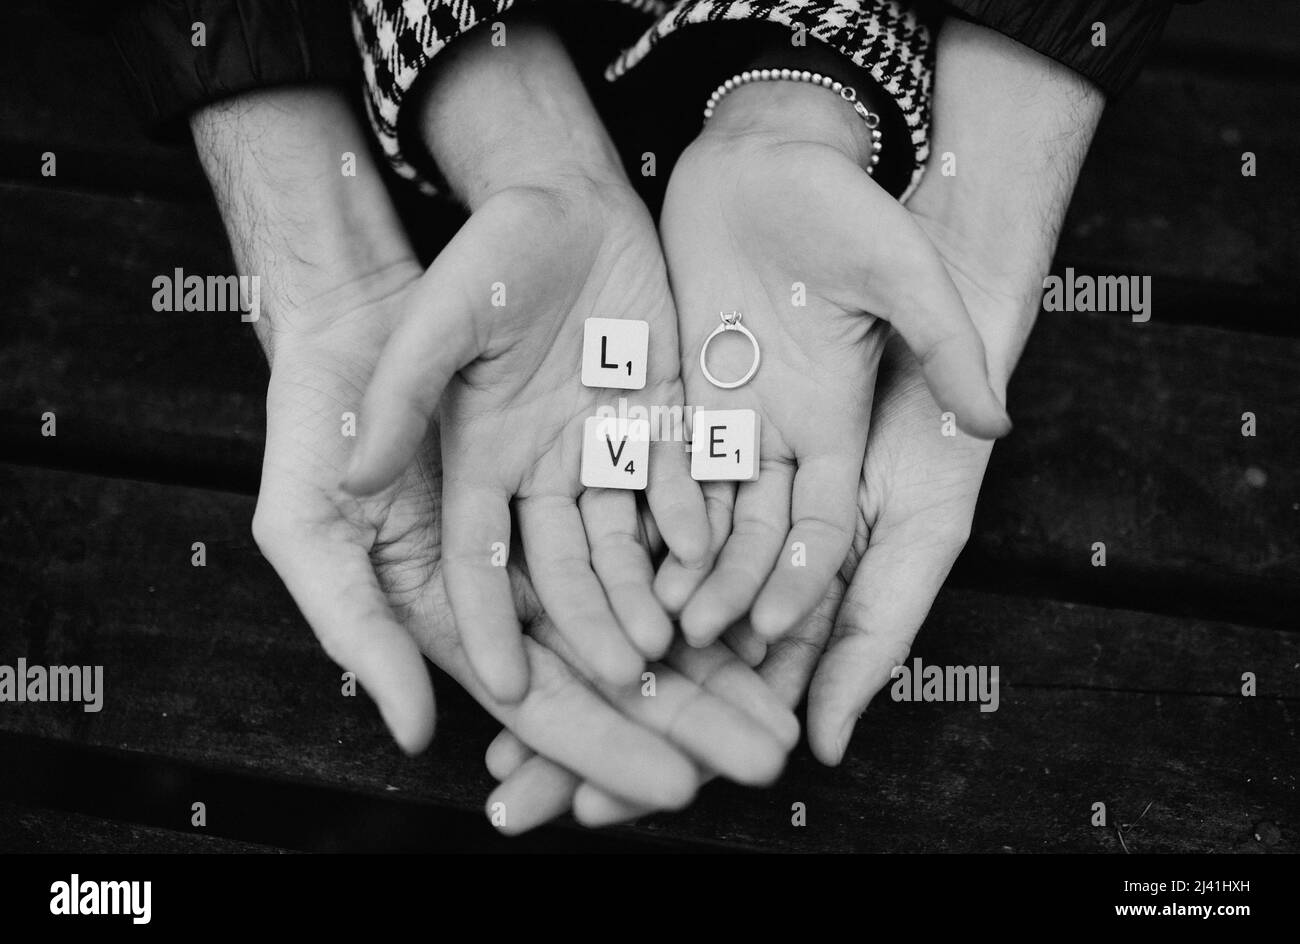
[655,75,1008,651]
[342,16,708,703]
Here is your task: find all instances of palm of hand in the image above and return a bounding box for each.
[659,134,937,645]
[429,184,704,697]
[254,270,442,753]
[260,297,794,805]
[440,185,683,524]
[804,233,1018,764]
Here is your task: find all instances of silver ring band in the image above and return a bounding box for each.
[700,311,761,389]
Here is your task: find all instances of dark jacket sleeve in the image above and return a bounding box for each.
[940,0,1199,96]
[108,0,357,136]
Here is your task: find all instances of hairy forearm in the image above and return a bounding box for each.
[413,12,625,209]
[913,19,1105,299]
[191,86,414,354]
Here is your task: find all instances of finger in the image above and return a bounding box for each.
[645,427,710,567]
[518,495,644,688]
[530,615,789,788]
[485,728,534,781]
[571,585,845,830]
[639,503,664,559]
[458,636,698,811]
[759,572,842,708]
[573,782,653,827]
[807,525,964,766]
[340,221,498,495]
[654,482,734,614]
[597,658,788,787]
[751,453,861,641]
[665,639,800,750]
[853,242,1010,440]
[486,755,581,836]
[679,461,793,646]
[580,489,673,660]
[574,590,842,829]
[256,521,435,755]
[441,479,530,703]
[723,620,767,667]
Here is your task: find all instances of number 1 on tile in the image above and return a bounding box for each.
[691,409,759,482]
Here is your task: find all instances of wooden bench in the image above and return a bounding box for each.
[0,0,1295,852]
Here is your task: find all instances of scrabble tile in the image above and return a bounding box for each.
[581,416,650,490]
[581,318,648,390]
[691,409,760,482]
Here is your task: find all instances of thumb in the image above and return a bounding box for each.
[843,196,1011,440]
[256,517,437,754]
[806,523,964,766]
[340,211,509,495]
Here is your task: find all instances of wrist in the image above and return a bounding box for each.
[414,13,625,208]
[191,86,415,351]
[700,41,909,190]
[910,20,1104,297]
[705,78,877,168]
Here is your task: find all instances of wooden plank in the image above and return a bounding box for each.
[0,732,707,853]
[0,463,1293,852]
[964,308,1300,628]
[1157,0,1300,68]
[2,184,1296,624]
[1060,67,1300,324]
[0,800,289,854]
[0,183,266,491]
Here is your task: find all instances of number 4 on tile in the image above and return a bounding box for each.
[691,409,759,482]
[581,417,650,489]
[582,318,648,390]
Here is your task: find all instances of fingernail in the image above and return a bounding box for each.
[834,718,856,763]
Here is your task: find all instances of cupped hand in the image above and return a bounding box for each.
[655,79,1008,651]
[481,317,1005,828]
[483,559,843,831]
[342,20,708,703]
[192,78,800,824]
[487,19,1108,822]
[255,278,797,800]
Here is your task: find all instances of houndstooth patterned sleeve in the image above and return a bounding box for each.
[352,0,931,196]
[608,0,933,199]
[352,0,673,189]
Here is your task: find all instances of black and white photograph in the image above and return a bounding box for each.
[0,0,1294,908]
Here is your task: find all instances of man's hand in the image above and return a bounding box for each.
[805,19,1104,763]
[259,295,795,797]
[341,16,708,702]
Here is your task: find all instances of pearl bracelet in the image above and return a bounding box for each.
[702,68,883,174]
